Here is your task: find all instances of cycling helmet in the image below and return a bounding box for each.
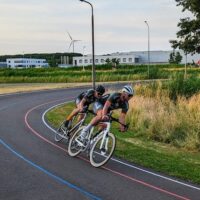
[122,85,134,96]
[96,85,105,95]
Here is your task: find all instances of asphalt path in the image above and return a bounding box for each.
[0,86,200,200]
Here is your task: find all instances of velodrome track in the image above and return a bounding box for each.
[0,86,200,200]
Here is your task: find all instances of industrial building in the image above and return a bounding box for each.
[6,58,49,69]
[73,50,200,67]
[0,62,7,68]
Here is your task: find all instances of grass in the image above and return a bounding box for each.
[46,101,200,184]
[127,94,200,151]
[0,64,199,83]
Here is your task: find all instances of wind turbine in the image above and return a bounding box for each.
[67,31,81,53]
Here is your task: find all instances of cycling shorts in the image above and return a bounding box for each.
[93,101,104,114]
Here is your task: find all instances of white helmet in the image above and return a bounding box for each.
[122,85,134,96]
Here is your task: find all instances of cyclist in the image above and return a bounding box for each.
[79,85,134,139]
[79,93,111,138]
[102,85,134,132]
[63,85,105,129]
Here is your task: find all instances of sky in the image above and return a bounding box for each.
[0,0,192,55]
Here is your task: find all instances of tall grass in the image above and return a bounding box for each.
[126,79,200,151]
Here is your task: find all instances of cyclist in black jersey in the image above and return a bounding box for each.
[79,93,110,138]
[102,85,134,132]
[79,85,134,140]
[63,85,105,128]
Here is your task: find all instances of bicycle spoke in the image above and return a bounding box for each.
[55,122,69,142]
[90,133,115,167]
[68,126,86,157]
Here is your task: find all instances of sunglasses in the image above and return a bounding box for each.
[128,94,133,98]
[97,92,103,96]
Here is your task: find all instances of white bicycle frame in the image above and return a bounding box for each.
[99,122,111,153]
[69,112,87,133]
[58,112,88,140]
[84,122,111,152]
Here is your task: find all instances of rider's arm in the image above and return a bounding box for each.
[119,111,126,132]
[102,93,116,117]
[102,100,111,120]
[78,98,87,112]
[119,101,129,132]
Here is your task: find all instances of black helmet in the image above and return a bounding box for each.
[96,85,105,95]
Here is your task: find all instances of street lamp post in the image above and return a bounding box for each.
[80,0,96,89]
[144,21,150,78]
[82,46,86,71]
[185,52,187,79]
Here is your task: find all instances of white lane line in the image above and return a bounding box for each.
[42,101,200,191]
[42,101,73,134]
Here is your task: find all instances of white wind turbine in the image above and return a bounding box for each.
[67,31,81,53]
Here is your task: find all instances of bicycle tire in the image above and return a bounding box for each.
[68,126,86,157]
[54,115,80,142]
[54,121,68,142]
[90,132,116,168]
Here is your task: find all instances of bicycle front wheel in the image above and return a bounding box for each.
[68,126,85,157]
[90,132,116,168]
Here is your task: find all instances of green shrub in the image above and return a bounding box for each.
[169,73,200,101]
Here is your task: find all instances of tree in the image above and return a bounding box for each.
[169,51,183,64]
[105,58,111,65]
[111,58,120,69]
[175,52,183,63]
[169,51,176,64]
[170,0,200,54]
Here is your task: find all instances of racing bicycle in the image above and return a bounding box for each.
[68,113,128,167]
[54,109,94,142]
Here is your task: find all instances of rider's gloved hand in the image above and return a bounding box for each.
[119,125,128,132]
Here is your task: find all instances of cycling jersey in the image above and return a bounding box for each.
[98,94,110,105]
[76,89,97,106]
[93,94,110,113]
[107,92,129,113]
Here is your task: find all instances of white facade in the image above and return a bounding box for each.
[73,53,139,66]
[73,50,200,66]
[6,58,49,69]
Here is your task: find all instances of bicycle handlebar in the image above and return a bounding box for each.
[79,109,95,115]
[108,115,129,129]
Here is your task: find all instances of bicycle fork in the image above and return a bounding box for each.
[99,122,111,155]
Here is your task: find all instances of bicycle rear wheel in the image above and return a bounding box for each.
[68,126,86,157]
[55,121,69,142]
[90,132,115,167]
[55,115,80,142]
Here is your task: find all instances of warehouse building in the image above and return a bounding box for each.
[73,50,200,67]
[6,58,49,68]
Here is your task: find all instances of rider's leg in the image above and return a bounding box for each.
[77,113,84,123]
[80,109,103,138]
[64,98,81,128]
[97,122,107,132]
[64,107,80,128]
